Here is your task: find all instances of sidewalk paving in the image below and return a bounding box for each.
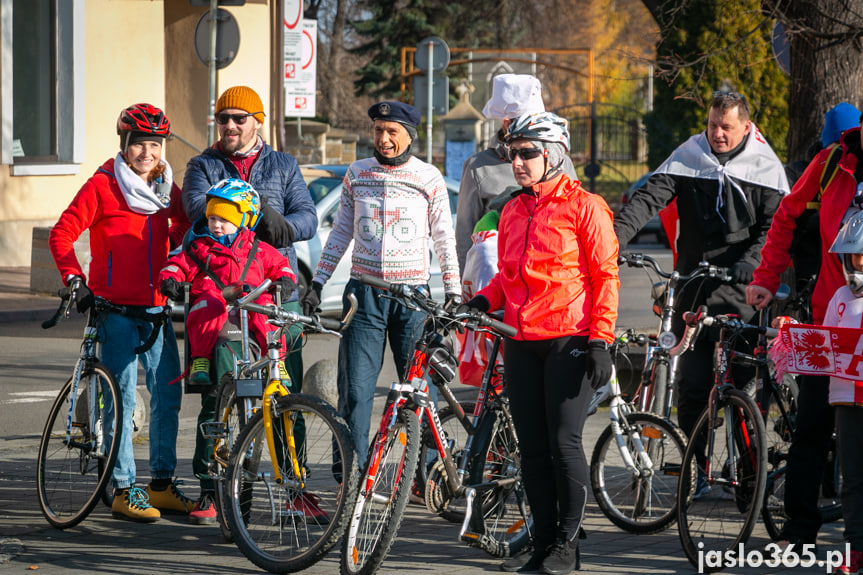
[0,267,850,574]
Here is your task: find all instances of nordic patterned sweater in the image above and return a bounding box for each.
[312,155,461,293]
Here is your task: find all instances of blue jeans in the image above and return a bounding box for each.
[337,279,425,461]
[98,309,182,489]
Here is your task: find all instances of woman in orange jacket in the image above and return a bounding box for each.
[460,112,619,575]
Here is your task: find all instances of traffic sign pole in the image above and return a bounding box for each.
[426,41,434,163]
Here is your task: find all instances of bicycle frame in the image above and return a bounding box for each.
[620,253,730,419]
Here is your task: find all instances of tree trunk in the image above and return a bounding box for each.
[779,0,863,162]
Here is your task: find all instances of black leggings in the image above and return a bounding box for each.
[504,335,591,542]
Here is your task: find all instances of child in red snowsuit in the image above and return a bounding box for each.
[159,178,296,386]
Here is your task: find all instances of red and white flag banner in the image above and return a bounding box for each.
[779,323,863,378]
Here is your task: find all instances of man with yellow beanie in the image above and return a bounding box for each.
[181,86,315,523]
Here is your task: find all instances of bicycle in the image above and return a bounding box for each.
[214,279,360,574]
[589,328,689,534]
[675,308,770,572]
[618,253,733,420]
[340,274,524,575]
[36,279,168,529]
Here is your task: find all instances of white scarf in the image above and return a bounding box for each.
[113,152,173,214]
[654,124,790,205]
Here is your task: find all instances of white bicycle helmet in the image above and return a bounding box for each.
[505,112,570,152]
[829,207,863,296]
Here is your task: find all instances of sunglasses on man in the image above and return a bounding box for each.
[216,112,261,125]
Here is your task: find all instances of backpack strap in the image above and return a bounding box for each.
[808,143,844,209]
[186,236,260,292]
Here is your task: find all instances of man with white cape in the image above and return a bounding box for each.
[614,91,789,494]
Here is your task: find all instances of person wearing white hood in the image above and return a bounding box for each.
[455,74,577,272]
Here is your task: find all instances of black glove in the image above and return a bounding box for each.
[160,278,184,302]
[444,293,462,312]
[301,281,323,315]
[585,340,613,391]
[729,261,755,285]
[456,295,490,316]
[255,202,294,248]
[274,276,298,299]
[69,276,94,313]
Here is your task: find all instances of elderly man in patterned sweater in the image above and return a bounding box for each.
[302,100,461,459]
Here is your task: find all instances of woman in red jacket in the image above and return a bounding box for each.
[460,112,619,574]
[49,104,192,523]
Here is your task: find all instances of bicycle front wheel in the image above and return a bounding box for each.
[341,408,421,575]
[463,404,532,558]
[37,364,121,529]
[591,411,687,534]
[677,389,767,572]
[647,358,670,419]
[224,393,357,574]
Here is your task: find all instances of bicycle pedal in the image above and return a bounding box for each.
[200,421,228,439]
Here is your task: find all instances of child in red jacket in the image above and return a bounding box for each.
[159,178,296,387]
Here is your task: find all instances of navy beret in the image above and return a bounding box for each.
[368,101,421,128]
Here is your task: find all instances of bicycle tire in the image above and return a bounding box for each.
[648,358,670,420]
[418,401,477,521]
[37,364,122,529]
[225,393,357,574]
[341,408,421,575]
[211,375,247,543]
[590,411,687,534]
[462,403,532,558]
[677,388,767,572]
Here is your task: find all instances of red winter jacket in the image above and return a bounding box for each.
[752,128,862,324]
[49,158,190,306]
[159,224,296,305]
[478,173,619,342]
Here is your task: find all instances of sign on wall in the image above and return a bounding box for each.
[284,19,317,118]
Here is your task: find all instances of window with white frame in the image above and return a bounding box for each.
[1,0,84,174]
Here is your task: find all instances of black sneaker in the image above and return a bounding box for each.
[501,540,552,573]
[541,538,579,575]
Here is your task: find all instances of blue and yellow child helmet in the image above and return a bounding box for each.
[205,178,261,229]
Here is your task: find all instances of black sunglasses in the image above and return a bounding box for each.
[216,112,260,125]
[507,147,545,162]
[712,90,745,102]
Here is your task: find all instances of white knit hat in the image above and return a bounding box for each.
[482,74,546,120]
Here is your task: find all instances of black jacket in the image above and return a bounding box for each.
[614,171,783,322]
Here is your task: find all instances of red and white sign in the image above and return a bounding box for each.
[779,323,863,378]
[284,19,316,117]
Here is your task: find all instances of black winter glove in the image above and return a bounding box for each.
[729,261,756,285]
[301,281,323,316]
[585,340,613,391]
[274,276,298,299]
[444,293,462,312]
[456,295,490,316]
[160,278,184,302]
[69,276,94,313]
[255,202,294,248]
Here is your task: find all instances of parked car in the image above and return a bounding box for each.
[294,164,460,315]
[620,171,669,247]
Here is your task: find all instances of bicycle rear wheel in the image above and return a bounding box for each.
[37,364,121,529]
[591,411,687,534]
[677,389,767,572]
[341,408,421,575]
[224,393,357,574]
[462,403,532,558]
[420,401,477,522]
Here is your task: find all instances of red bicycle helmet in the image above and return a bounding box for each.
[117,103,171,138]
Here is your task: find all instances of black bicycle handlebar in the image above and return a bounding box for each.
[683,309,778,339]
[619,252,733,284]
[360,273,517,338]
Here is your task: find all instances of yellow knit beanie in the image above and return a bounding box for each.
[206,197,246,228]
[216,86,265,123]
